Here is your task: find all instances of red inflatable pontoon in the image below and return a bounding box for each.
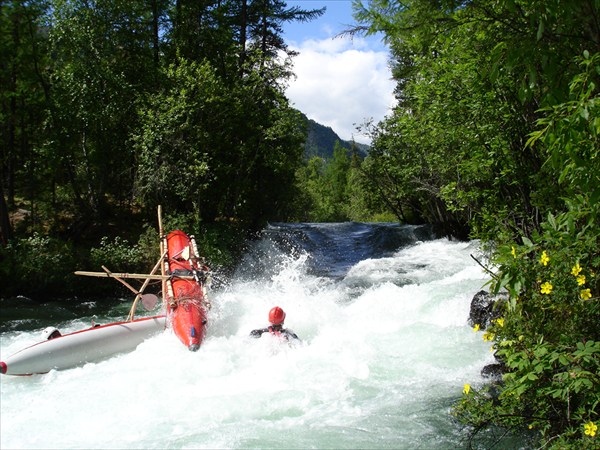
[163,230,210,351]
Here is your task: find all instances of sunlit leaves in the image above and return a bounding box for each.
[133,59,220,209]
[352,1,600,447]
[47,0,159,215]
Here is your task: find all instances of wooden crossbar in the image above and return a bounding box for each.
[74,271,196,281]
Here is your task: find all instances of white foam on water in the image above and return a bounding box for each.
[1,237,497,449]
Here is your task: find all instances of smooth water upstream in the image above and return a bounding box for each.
[1,223,505,449]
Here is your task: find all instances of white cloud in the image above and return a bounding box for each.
[285,36,396,145]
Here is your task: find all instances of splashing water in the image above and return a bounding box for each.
[1,223,501,449]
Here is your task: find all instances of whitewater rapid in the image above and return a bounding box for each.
[1,224,498,449]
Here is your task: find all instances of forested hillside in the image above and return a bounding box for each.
[303,115,369,159]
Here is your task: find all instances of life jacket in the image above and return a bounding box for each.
[268,325,283,337]
[249,326,299,342]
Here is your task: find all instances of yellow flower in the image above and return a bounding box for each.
[511,246,517,258]
[580,288,592,301]
[495,318,505,327]
[463,384,471,395]
[473,324,480,332]
[584,421,597,437]
[577,274,586,286]
[571,262,582,276]
[540,281,553,295]
[483,331,494,341]
[540,251,550,266]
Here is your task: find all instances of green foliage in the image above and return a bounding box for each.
[46,0,158,219]
[294,156,331,221]
[0,233,78,297]
[134,225,162,268]
[1,0,330,297]
[356,0,600,239]
[456,340,600,448]
[476,229,600,444]
[194,221,248,273]
[1,0,53,218]
[455,53,600,448]
[133,59,217,212]
[354,0,600,447]
[1,0,325,244]
[292,144,386,222]
[133,52,307,228]
[528,51,600,207]
[89,236,147,274]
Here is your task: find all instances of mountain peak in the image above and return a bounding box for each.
[301,114,369,159]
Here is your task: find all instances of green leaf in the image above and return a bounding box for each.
[547,213,557,230]
[522,236,534,248]
[537,21,544,41]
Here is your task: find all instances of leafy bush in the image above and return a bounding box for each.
[0,233,78,298]
[89,236,147,274]
[456,212,599,447]
[454,52,599,449]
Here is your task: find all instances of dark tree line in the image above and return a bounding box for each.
[0,0,324,242]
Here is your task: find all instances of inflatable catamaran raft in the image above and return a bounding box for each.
[1,207,211,376]
[0,316,167,376]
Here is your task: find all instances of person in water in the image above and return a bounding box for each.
[250,306,300,342]
[42,327,61,340]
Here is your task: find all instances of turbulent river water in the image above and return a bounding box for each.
[1,222,517,449]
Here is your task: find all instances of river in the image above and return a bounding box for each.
[0,222,519,449]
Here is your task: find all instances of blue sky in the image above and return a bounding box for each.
[281,1,396,145]
[284,1,366,44]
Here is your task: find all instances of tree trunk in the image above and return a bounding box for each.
[238,0,247,77]
[151,0,160,66]
[0,183,13,245]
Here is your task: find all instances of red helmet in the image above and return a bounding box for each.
[268,306,286,325]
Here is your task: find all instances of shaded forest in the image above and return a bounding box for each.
[1,0,324,240]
